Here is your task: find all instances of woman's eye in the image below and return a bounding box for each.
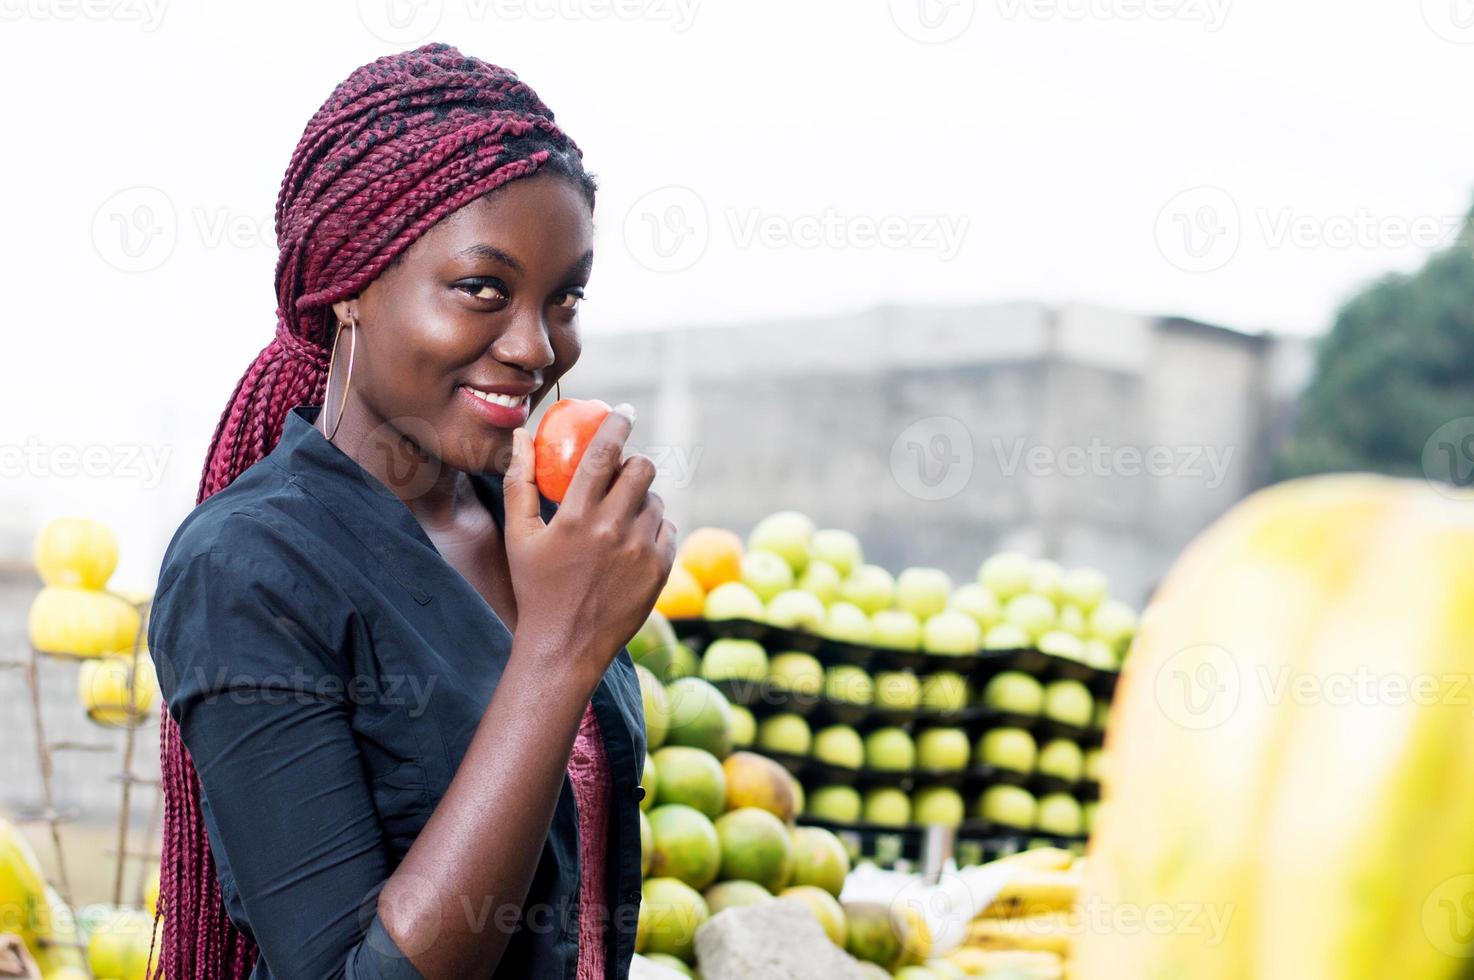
[457,279,507,302]
[555,289,585,311]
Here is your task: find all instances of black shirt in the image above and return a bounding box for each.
[148,403,648,980]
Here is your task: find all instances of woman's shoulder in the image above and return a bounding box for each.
[154,461,332,598]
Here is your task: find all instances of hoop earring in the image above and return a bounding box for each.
[324,317,357,442]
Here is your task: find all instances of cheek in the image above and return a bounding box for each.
[552,326,582,376]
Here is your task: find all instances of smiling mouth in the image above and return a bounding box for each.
[458,385,530,408]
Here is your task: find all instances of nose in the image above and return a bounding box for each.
[491,307,555,376]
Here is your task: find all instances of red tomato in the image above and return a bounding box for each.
[533,398,613,503]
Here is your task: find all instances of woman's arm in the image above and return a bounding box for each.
[375,410,674,978]
[155,533,428,980]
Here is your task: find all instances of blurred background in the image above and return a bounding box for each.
[2,0,1472,916]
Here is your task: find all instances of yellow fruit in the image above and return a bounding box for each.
[143,867,161,916]
[946,947,1064,977]
[721,751,797,823]
[79,655,157,727]
[85,906,159,980]
[966,910,1073,955]
[980,869,1082,919]
[33,517,117,589]
[655,564,705,620]
[29,587,141,658]
[41,969,92,980]
[1079,475,1474,978]
[676,527,744,592]
[31,885,87,975]
[992,847,1077,873]
[0,818,49,938]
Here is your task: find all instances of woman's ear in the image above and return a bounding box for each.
[331,298,359,325]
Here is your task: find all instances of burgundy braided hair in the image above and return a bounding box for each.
[149,42,596,979]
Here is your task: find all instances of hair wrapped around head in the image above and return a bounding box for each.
[154,42,594,979]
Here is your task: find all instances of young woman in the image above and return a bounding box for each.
[146,43,673,980]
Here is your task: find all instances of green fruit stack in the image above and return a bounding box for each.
[633,512,1136,869]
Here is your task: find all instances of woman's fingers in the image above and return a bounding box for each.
[631,488,666,542]
[605,454,658,526]
[559,405,634,515]
[501,428,546,540]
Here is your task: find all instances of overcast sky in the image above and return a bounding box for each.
[3,0,1472,582]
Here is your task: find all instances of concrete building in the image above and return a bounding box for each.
[0,301,1311,826]
[573,301,1311,606]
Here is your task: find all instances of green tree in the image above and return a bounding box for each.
[1276,201,1474,479]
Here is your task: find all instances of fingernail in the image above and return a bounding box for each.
[614,403,636,422]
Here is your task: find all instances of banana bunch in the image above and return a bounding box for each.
[943,848,1084,979]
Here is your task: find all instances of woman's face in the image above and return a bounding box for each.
[338,170,594,476]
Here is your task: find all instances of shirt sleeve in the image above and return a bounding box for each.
[150,514,427,980]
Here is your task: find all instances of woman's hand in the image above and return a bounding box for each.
[502,404,677,683]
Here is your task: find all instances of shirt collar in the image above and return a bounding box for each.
[267,404,555,604]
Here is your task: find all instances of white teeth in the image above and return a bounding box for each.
[463,387,526,408]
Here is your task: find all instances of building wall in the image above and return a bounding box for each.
[0,302,1307,818]
[575,302,1306,606]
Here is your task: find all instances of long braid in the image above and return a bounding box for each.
[150,42,595,979]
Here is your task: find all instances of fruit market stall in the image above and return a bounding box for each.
[627,510,1137,977]
[3,519,164,980]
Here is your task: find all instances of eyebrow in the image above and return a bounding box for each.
[456,244,594,280]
